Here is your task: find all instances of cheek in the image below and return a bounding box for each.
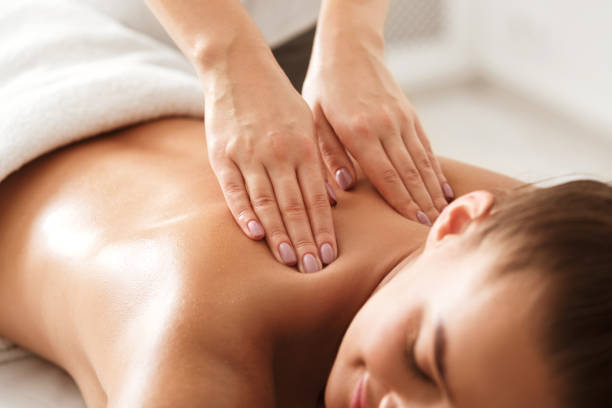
[326,270,434,405]
[347,287,421,374]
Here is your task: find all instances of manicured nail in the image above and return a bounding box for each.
[303,253,320,273]
[417,211,432,227]
[335,168,353,191]
[279,242,297,265]
[247,220,264,238]
[443,183,455,202]
[320,243,335,265]
[325,182,337,206]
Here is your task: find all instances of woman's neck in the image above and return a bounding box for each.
[372,243,425,295]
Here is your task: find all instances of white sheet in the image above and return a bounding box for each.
[0,0,204,405]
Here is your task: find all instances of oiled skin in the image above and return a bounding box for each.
[0,118,521,407]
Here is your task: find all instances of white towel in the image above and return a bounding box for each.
[0,0,204,184]
[0,0,206,358]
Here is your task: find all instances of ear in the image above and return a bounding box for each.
[425,191,495,249]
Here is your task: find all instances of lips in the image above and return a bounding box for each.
[349,373,367,408]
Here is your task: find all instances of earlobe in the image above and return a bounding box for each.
[426,191,495,248]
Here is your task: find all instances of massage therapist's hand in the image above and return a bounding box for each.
[302,2,454,226]
[145,0,337,273]
[201,47,337,273]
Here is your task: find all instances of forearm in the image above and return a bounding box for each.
[317,0,389,52]
[144,0,275,84]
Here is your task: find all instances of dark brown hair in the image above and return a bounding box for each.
[476,180,612,408]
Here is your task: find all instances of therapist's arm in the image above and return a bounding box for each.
[303,0,454,227]
[144,0,265,71]
[145,0,338,273]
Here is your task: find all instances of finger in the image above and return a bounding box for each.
[381,136,439,224]
[215,161,265,240]
[354,142,422,223]
[243,166,298,267]
[297,163,338,266]
[314,110,356,191]
[312,117,338,207]
[268,167,322,273]
[414,117,454,202]
[402,120,449,214]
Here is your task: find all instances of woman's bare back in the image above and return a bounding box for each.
[0,118,521,407]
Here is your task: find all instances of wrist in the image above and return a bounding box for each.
[193,26,267,74]
[316,0,387,56]
[196,35,282,93]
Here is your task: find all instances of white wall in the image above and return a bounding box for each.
[386,0,612,136]
[475,0,612,135]
[385,0,479,92]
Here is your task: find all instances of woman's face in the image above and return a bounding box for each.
[325,192,558,408]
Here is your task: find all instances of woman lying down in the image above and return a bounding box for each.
[0,117,611,408]
[1,1,612,407]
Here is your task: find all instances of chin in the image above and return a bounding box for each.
[325,342,360,408]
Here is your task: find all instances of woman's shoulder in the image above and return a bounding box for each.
[438,157,525,196]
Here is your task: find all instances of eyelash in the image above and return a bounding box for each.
[408,342,433,383]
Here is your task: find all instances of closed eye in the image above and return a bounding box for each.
[408,340,433,383]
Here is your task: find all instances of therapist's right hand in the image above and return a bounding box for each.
[202,53,337,273]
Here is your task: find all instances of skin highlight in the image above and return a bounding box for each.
[0,118,555,407]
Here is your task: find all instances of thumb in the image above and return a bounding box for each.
[314,108,356,191]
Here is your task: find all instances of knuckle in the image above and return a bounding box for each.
[402,167,421,184]
[377,110,396,133]
[306,192,330,211]
[222,180,244,197]
[318,137,337,162]
[299,141,317,161]
[281,200,307,218]
[426,151,438,167]
[349,114,372,137]
[273,131,316,162]
[266,131,290,162]
[251,194,277,210]
[292,238,315,252]
[318,141,345,171]
[403,114,415,129]
[381,168,401,185]
[314,225,334,239]
[418,157,433,171]
[267,228,288,243]
[224,139,245,160]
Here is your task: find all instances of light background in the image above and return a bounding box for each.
[385,0,612,183]
[1,2,611,407]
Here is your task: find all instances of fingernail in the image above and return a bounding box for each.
[303,253,320,273]
[279,242,297,265]
[325,182,337,206]
[335,168,353,191]
[417,211,432,227]
[247,220,264,238]
[443,183,455,202]
[320,243,335,265]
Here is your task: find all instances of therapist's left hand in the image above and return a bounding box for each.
[302,30,454,226]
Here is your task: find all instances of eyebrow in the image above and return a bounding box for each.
[434,320,455,403]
